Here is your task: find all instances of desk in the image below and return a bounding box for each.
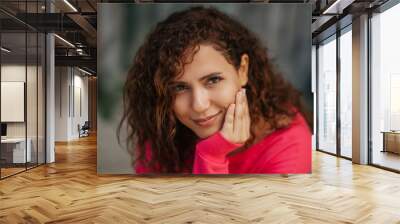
[381,131,400,154]
[1,138,31,163]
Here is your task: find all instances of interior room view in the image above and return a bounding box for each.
[1,0,400,223]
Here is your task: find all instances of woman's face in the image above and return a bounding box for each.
[171,44,248,139]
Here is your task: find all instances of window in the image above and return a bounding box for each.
[370,2,400,171]
[339,27,352,158]
[317,35,337,154]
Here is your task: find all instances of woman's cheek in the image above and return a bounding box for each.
[172,96,187,118]
[215,85,238,106]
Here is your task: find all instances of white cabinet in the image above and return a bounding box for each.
[1,138,32,163]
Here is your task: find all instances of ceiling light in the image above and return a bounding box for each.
[63,0,78,12]
[78,67,92,76]
[1,47,11,53]
[54,34,75,48]
[323,0,341,14]
[322,0,354,15]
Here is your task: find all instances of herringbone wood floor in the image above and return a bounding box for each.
[1,134,400,224]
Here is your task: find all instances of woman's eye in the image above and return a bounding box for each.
[173,85,188,93]
[207,76,223,85]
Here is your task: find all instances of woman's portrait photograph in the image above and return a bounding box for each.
[98,3,312,174]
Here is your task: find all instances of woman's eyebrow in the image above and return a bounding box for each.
[172,72,222,84]
[198,72,222,81]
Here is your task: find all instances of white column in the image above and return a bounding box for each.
[352,14,369,164]
[46,1,55,163]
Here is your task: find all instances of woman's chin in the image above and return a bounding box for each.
[195,127,220,139]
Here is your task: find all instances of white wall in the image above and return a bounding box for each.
[1,65,26,81]
[55,67,69,141]
[1,65,26,132]
[1,63,46,164]
[72,72,89,138]
[54,67,89,141]
[1,65,40,138]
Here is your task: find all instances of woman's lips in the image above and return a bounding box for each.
[193,111,222,127]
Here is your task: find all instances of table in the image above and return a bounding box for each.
[381,131,400,154]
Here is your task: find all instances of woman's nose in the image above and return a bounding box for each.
[192,89,210,113]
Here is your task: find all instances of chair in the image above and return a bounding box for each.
[79,121,90,138]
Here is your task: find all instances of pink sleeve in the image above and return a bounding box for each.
[193,132,243,174]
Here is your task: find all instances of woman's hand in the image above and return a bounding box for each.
[220,88,251,145]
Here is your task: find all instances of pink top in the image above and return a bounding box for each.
[135,112,311,174]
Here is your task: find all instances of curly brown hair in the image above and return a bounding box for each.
[120,6,308,173]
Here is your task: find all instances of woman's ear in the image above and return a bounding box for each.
[238,54,249,86]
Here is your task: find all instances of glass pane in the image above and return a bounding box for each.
[340,28,352,158]
[312,45,317,150]
[317,36,337,154]
[1,30,27,177]
[27,31,38,169]
[38,33,45,165]
[371,3,400,171]
[27,0,39,14]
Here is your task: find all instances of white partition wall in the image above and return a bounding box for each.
[0,0,47,179]
[1,30,28,177]
[54,67,89,141]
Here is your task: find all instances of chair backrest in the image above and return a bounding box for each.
[82,121,90,129]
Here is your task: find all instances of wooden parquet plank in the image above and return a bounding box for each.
[1,134,400,223]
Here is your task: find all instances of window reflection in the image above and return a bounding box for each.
[318,36,337,154]
[340,28,352,158]
[371,3,400,171]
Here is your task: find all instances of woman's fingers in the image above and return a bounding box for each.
[234,89,242,139]
[220,88,250,144]
[221,103,235,138]
[242,89,251,141]
[238,89,247,142]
